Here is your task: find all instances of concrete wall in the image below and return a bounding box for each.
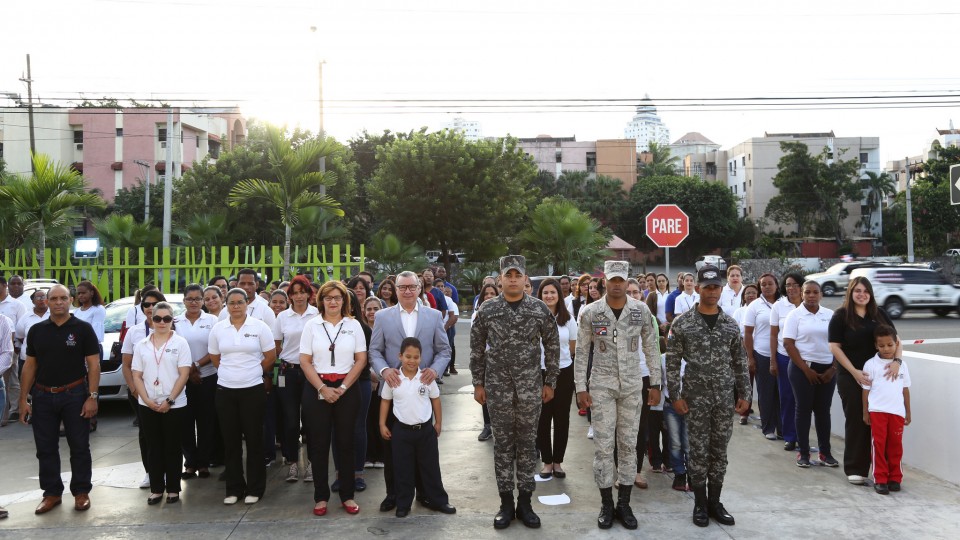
[0,107,74,176]
[830,350,960,486]
[596,139,637,191]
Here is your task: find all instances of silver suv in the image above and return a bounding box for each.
[850,267,960,319]
[805,261,890,297]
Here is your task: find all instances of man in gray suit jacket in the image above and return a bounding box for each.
[369,270,451,512]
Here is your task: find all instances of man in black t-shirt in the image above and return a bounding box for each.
[19,285,101,515]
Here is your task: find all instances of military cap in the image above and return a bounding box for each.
[603,260,630,281]
[697,264,723,286]
[499,255,526,275]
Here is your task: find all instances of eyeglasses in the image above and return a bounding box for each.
[227,301,247,307]
[323,296,344,303]
[184,297,203,302]
[396,285,418,292]
[152,315,174,323]
[141,302,157,308]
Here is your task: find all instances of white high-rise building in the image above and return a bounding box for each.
[624,95,670,152]
[442,117,482,141]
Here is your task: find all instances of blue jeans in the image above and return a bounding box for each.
[788,362,837,456]
[31,384,93,496]
[775,352,797,443]
[663,401,688,475]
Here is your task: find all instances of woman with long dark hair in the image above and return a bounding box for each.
[377,280,398,308]
[769,272,803,451]
[177,284,219,479]
[535,278,577,480]
[828,276,901,485]
[572,275,591,320]
[743,273,782,440]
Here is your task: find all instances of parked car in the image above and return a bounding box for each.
[805,261,891,297]
[694,255,727,272]
[850,267,960,319]
[425,250,441,263]
[98,294,186,401]
[946,249,960,257]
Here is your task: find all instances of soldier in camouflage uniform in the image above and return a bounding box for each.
[470,255,561,530]
[666,264,750,528]
[575,260,662,530]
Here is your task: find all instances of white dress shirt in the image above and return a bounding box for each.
[399,303,419,338]
[382,368,439,425]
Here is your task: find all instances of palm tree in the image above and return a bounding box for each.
[0,153,105,274]
[228,126,343,275]
[174,212,228,246]
[640,141,681,177]
[860,171,897,237]
[288,207,349,246]
[519,197,612,274]
[367,233,427,277]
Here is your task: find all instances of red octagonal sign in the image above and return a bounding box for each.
[645,204,689,248]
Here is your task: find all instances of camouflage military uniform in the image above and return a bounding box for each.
[470,293,561,493]
[575,297,661,489]
[666,305,750,489]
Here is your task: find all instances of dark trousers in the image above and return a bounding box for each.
[216,384,266,498]
[263,385,280,463]
[754,351,781,436]
[141,405,185,493]
[276,363,305,463]
[392,422,448,511]
[382,400,423,499]
[182,373,218,470]
[635,376,651,472]
[333,379,372,474]
[302,381,358,503]
[775,352,798,443]
[838,372,872,476]
[367,388,385,463]
[646,409,667,468]
[537,364,574,464]
[129,392,150,472]
[481,402,490,425]
[31,384,92,497]
[788,362,837,456]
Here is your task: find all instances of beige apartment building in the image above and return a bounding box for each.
[518,136,638,192]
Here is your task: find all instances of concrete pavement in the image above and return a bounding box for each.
[1,327,958,539]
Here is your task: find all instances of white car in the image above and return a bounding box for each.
[805,261,890,297]
[850,267,960,319]
[694,255,727,272]
[98,294,186,401]
[946,249,960,257]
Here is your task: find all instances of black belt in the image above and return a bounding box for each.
[281,361,301,370]
[34,378,86,393]
[396,421,431,430]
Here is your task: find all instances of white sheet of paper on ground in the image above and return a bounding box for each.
[534,474,552,482]
[457,384,474,394]
[538,493,571,505]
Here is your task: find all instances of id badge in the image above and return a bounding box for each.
[153,380,167,403]
[278,375,286,388]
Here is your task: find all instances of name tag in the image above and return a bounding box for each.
[628,310,644,326]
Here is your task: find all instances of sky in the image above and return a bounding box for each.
[2,0,959,163]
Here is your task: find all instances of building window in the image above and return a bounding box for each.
[742,182,746,192]
[555,150,562,163]
[586,152,596,173]
[742,156,746,166]
[209,140,221,159]
[116,128,123,137]
[158,128,167,143]
[859,152,868,163]
[196,135,200,148]
[0,142,3,158]
[73,130,83,144]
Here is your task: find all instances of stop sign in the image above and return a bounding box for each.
[645,204,689,248]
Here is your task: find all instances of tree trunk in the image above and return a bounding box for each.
[283,223,292,278]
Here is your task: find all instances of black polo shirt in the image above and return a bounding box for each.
[26,314,100,386]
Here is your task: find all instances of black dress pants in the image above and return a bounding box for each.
[216,384,266,498]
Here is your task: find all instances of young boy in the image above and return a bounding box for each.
[861,325,912,495]
[380,337,455,517]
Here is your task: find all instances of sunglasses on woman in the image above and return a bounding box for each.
[152,315,174,323]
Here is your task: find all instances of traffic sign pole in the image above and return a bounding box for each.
[645,204,690,281]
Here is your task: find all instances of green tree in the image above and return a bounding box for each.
[287,207,349,246]
[228,125,343,274]
[555,170,590,201]
[366,232,428,277]
[530,170,558,197]
[0,153,105,274]
[518,197,612,274]
[113,180,165,227]
[883,179,960,256]
[859,171,897,236]
[174,213,229,246]
[580,175,626,226]
[368,130,537,269]
[639,141,681,178]
[95,214,163,262]
[921,143,960,186]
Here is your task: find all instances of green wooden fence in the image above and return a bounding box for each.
[0,244,365,302]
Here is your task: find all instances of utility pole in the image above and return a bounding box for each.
[134,160,151,224]
[904,156,915,263]
[19,54,36,170]
[163,109,173,249]
[318,59,327,236]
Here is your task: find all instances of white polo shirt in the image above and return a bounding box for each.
[175,312,219,378]
[248,295,277,327]
[16,310,49,360]
[769,297,800,357]
[125,304,147,329]
[743,297,775,357]
[382,369,440,425]
[130,332,192,408]
[674,292,699,315]
[542,317,578,370]
[273,305,319,363]
[719,285,743,316]
[861,354,911,417]
[122,323,150,355]
[782,304,834,364]
[208,317,275,388]
[299,316,366,375]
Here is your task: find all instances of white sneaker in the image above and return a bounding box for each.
[286,462,299,483]
[364,461,374,469]
[847,475,866,485]
[587,426,594,439]
[224,496,239,505]
[244,495,260,504]
[140,474,151,489]
[373,462,385,469]
[303,463,314,482]
[764,432,778,440]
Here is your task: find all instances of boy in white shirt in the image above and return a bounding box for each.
[861,325,911,495]
[379,337,455,517]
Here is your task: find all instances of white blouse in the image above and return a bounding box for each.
[273,305,320,363]
[674,292,700,315]
[769,297,800,357]
[208,317,275,388]
[743,296,776,357]
[782,305,835,365]
[131,333,192,408]
[175,313,218,378]
[541,316,578,370]
[299,317,367,375]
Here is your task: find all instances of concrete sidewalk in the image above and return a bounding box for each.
[1,332,958,539]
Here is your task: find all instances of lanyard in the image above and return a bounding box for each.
[321,321,344,366]
[151,335,171,385]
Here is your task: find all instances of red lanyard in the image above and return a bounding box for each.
[151,335,171,385]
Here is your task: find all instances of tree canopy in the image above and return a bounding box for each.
[518,197,612,274]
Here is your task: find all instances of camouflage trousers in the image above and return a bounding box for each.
[487,376,542,493]
[590,385,642,488]
[685,388,735,488]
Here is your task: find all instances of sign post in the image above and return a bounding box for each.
[951,164,960,206]
[645,204,690,280]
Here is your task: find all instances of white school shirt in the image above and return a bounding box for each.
[743,297,776,357]
[674,292,699,315]
[861,354,911,418]
[16,310,49,360]
[299,316,366,376]
[208,317,275,388]
[125,304,147,329]
[720,285,743,316]
[769,297,799,357]
[382,369,440,425]
[656,291,668,324]
[174,312,219,378]
[272,305,319,363]
[541,316,578,370]
[74,304,106,343]
[130,333,192,408]
[781,304,834,364]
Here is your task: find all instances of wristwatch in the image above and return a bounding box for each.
[88,392,99,400]
[166,398,176,406]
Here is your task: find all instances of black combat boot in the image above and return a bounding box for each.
[494,491,515,529]
[692,485,709,527]
[597,487,614,529]
[515,490,541,528]
[615,485,638,529]
[707,483,735,525]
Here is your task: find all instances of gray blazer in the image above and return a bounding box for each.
[369,304,452,390]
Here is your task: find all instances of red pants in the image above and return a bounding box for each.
[870,412,904,484]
